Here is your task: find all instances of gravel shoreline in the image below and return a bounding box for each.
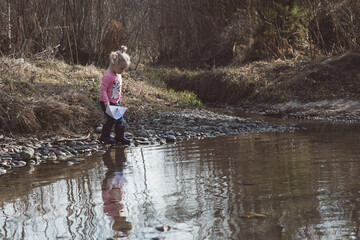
[0,108,299,176]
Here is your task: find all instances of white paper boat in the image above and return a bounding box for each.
[106,105,127,120]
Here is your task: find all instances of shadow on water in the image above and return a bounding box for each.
[1,117,360,239]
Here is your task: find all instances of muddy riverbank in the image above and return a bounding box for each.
[0,108,299,176]
[2,98,360,177]
[234,99,360,122]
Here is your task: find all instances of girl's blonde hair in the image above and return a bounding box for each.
[120,45,127,52]
[109,49,131,67]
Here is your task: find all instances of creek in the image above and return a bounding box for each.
[1,113,360,240]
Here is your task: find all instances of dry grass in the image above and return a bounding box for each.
[162,55,360,104]
[0,57,105,136]
[0,89,103,135]
[0,92,40,133]
[0,57,203,137]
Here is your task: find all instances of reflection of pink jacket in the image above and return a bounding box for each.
[102,187,123,217]
[99,71,122,105]
[102,173,126,217]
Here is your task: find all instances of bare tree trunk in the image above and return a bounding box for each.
[7,0,11,50]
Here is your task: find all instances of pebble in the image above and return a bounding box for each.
[94,150,106,155]
[20,147,35,161]
[0,168,7,175]
[165,135,176,142]
[29,160,36,165]
[47,154,57,161]
[73,158,85,162]
[12,161,26,167]
[0,109,299,176]
[155,225,171,232]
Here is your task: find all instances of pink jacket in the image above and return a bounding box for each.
[102,186,123,217]
[99,71,122,105]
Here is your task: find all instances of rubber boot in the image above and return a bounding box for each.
[115,124,130,145]
[100,121,115,144]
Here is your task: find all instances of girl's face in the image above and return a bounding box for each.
[112,63,128,74]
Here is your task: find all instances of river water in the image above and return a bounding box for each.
[1,117,360,240]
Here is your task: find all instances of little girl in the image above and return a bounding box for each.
[99,49,131,144]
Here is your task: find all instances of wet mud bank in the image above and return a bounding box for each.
[234,99,360,122]
[0,108,298,176]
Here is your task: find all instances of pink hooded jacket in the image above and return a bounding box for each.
[99,71,122,105]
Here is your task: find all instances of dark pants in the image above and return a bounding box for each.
[100,101,124,139]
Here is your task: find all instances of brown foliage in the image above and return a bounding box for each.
[1,0,360,67]
[101,20,126,65]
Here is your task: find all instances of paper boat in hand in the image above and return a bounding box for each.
[106,105,127,120]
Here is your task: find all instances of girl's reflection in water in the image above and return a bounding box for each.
[102,147,132,238]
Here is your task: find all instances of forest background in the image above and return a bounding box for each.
[1,0,360,136]
[1,0,359,67]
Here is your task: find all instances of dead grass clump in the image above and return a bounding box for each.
[32,91,103,134]
[0,88,102,135]
[0,91,40,133]
[33,98,73,133]
[60,90,103,129]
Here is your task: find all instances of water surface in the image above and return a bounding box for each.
[1,121,360,240]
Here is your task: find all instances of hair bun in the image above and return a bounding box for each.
[111,51,118,61]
